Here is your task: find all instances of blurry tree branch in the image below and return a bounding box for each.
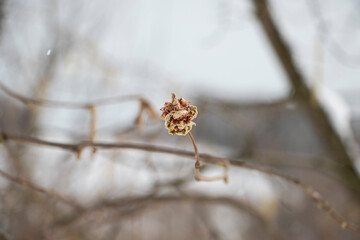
[0,81,140,109]
[200,95,295,112]
[0,80,159,138]
[51,194,282,240]
[252,0,360,199]
[0,130,228,165]
[0,166,82,210]
[237,162,360,234]
[0,52,359,235]
[0,129,359,235]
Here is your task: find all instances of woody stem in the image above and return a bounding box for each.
[188,132,201,170]
[188,132,229,182]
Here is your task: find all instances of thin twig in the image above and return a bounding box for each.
[0,167,82,210]
[188,132,229,182]
[51,194,271,234]
[134,97,160,130]
[89,105,97,154]
[0,130,359,235]
[89,105,97,142]
[0,130,227,164]
[232,162,360,235]
[0,81,139,109]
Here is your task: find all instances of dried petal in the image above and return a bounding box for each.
[160,93,198,136]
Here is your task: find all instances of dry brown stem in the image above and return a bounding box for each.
[188,132,229,182]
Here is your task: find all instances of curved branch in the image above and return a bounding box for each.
[0,81,139,109]
[252,0,360,200]
[0,130,227,164]
[51,194,282,240]
[232,162,360,235]
[0,130,359,235]
[0,167,82,210]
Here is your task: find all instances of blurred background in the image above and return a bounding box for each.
[0,0,360,239]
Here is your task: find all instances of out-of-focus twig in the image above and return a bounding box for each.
[234,161,360,235]
[0,167,82,210]
[306,0,360,67]
[1,130,360,235]
[88,105,97,143]
[51,194,273,235]
[0,130,228,165]
[135,97,159,130]
[0,81,139,109]
[0,80,160,146]
[199,95,295,112]
[251,0,360,199]
[88,105,97,155]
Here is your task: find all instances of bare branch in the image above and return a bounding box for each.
[0,81,139,109]
[232,161,360,235]
[0,130,359,235]
[0,130,228,165]
[251,0,360,199]
[51,194,274,236]
[0,167,82,210]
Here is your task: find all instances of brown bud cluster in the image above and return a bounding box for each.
[160,93,198,136]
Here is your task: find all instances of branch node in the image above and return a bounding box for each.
[88,105,97,156]
[0,129,3,144]
[135,97,160,130]
[189,132,229,182]
[76,144,87,160]
[21,180,27,187]
[195,161,201,169]
[341,221,348,229]
[26,101,35,110]
[76,151,82,160]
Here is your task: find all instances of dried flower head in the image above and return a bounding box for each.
[160,93,198,136]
